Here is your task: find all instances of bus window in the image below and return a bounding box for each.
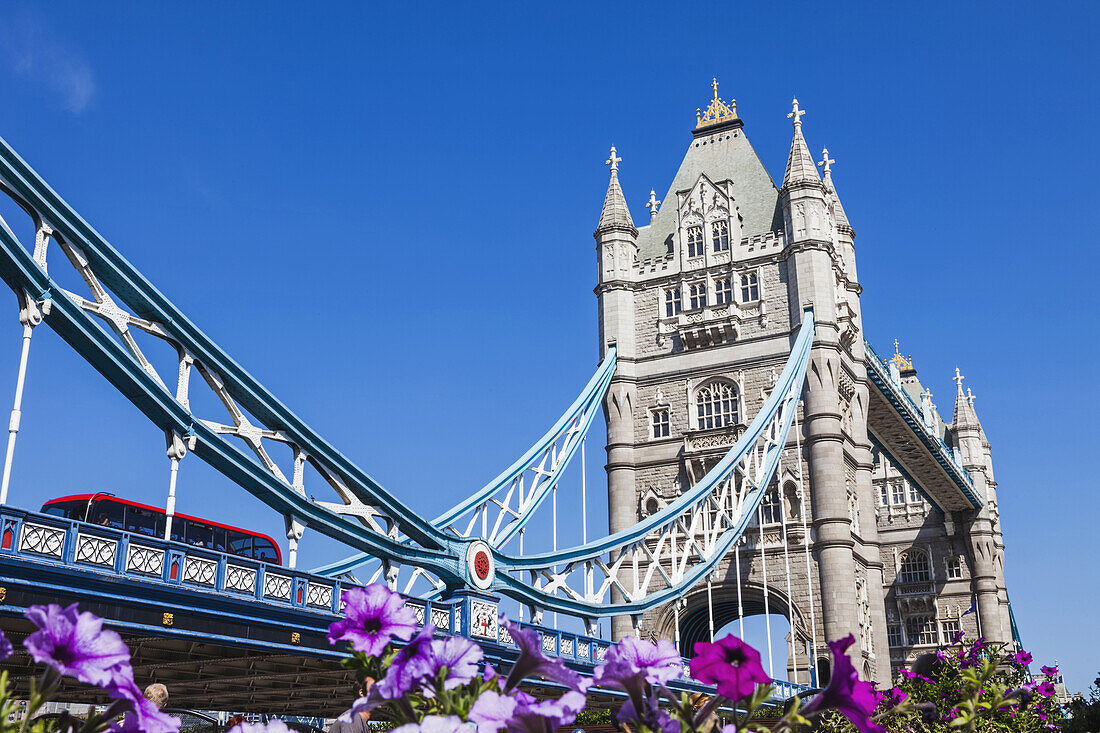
[227,532,252,557]
[212,528,227,552]
[252,537,278,563]
[187,523,214,549]
[124,506,160,537]
[169,522,184,544]
[90,501,124,530]
[42,500,83,519]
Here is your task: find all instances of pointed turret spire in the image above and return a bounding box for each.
[597,146,636,233]
[783,98,821,188]
[818,147,852,231]
[952,368,983,433]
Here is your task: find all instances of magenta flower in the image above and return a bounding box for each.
[378,624,437,699]
[689,635,771,701]
[0,630,11,660]
[500,617,583,692]
[950,631,965,644]
[1037,681,1056,698]
[1013,650,1033,666]
[467,690,516,733]
[327,584,418,656]
[1041,665,1059,677]
[801,635,885,733]
[23,604,133,688]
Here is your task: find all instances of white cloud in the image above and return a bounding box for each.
[2,13,96,114]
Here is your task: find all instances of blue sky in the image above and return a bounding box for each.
[0,1,1096,691]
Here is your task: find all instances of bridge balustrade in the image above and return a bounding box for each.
[0,506,811,701]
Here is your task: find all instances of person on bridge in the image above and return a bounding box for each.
[328,678,372,733]
[143,684,168,709]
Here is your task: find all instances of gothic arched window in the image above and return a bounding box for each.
[695,381,739,430]
[689,282,707,310]
[760,488,782,524]
[715,277,732,305]
[712,220,730,252]
[687,226,704,258]
[740,272,760,302]
[897,549,931,584]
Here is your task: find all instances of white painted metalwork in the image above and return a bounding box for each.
[19,523,64,558]
[183,556,218,587]
[306,582,333,608]
[794,406,819,681]
[263,572,293,601]
[75,533,116,567]
[758,503,774,677]
[225,565,257,593]
[126,544,164,576]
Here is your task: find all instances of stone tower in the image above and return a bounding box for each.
[593,82,1013,684]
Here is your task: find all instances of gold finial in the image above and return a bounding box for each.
[695,77,739,130]
[891,339,914,372]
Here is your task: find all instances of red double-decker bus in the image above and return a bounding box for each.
[41,494,281,564]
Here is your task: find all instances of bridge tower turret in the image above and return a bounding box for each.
[951,373,1008,642]
[594,146,640,640]
[780,99,870,671]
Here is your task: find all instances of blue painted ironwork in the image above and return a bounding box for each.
[863,339,979,508]
[0,505,810,701]
[313,345,617,578]
[0,134,818,622]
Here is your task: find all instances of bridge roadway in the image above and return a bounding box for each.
[0,507,809,716]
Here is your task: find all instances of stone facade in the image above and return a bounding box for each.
[592,84,1011,685]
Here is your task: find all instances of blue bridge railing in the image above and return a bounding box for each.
[0,506,812,700]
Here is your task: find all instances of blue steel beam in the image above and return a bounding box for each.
[313,346,617,577]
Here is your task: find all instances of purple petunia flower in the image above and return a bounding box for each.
[105,676,181,733]
[468,690,516,733]
[0,629,11,660]
[423,635,483,693]
[393,716,475,733]
[23,604,133,688]
[689,635,771,701]
[379,624,437,699]
[1013,650,1033,667]
[1041,665,1059,677]
[500,618,583,692]
[616,695,679,733]
[801,635,885,733]
[595,636,682,689]
[327,585,418,656]
[507,687,588,733]
[227,722,291,733]
[1037,681,1056,698]
[951,631,965,645]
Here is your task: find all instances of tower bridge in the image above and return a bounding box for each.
[0,80,1015,712]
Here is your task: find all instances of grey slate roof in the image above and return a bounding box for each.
[636,129,783,260]
[952,380,983,433]
[827,179,851,230]
[783,125,820,188]
[597,172,635,232]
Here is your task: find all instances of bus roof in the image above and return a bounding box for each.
[43,494,282,548]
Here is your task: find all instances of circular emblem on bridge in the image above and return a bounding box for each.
[466,540,495,590]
